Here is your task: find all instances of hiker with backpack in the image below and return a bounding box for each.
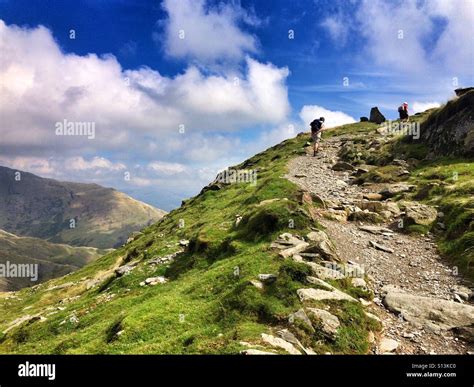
[310,117,326,156]
[398,102,409,122]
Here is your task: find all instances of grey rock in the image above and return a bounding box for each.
[379,337,399,353]
[261,333,301,355]
[257,274,277,284]
[382,285,474,332]
[288,308,315,333]
[369,240,394,254]
[306,308,340,337]
[305,231,339,261]
[144,276,168,286]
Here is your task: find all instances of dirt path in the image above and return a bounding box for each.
[286,136,473,354]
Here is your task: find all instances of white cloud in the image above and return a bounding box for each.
[355,0,474,76]
[321,13,349,46]
[148,161,187,175]
[0,19,293,210]
[412,101,441,114]
[299,105,356,129]
[159,0,258,63]
[0,20,290,158]
[67,156,126,171]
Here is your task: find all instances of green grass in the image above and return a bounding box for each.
[0,132,378,354]
[2,106,470,354]
[408,159,474,277]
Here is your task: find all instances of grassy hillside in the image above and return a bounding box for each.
[0,134,378,354]
[0,166,166,249]
[0,230,109,291]
[0,99,471,353]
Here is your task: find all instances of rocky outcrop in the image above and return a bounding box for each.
[369,107,386,124]
[298,278,358,303]
[305,231,339,261]
[416,89,474,156]
[306,308,340,338]
[382,285,474,333]
[398,201,438,227]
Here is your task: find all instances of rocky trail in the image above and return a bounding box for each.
[284,136,474,355]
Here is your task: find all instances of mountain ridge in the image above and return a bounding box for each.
[0,165,167,249]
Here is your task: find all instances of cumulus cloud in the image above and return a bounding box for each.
[0,20,290,157]
[159,0,258,63]
[147,161,187,175]
[412,101,441,114]
[0,19,292,209]
[299,105,356,129]
[355,0,474,76]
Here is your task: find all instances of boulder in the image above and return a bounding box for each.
[297,279,358,303]
[379,184,416,199]
[321,209,348,222]
[379,337,399,353]
[271,233,309,258]
[399,202,437,226]
[362,193,383,201]
[355,201,385,213]
[452,325,474,343]
[360,116,369,122]
[115,263,137,277]
[261,333,301,355]
[288,308,315,332]
[369,107,386,124]
[452,285,472,301]
[305,262,345,280]
[305,231,339,261]
[276,329,313,354]
[310,193,327,209]
[258,274,277,284]
[306,308,340,337]
[144,276,168,286]
[279,242,310,258]
[332,162,355,171]
[348,211,384,224]
[351,277,368,290]
[382,285,474,332]
[250,280,264,289]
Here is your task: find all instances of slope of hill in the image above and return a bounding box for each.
[0,167,167,248]
[417,89,474,156]
[0,229,109,291]
[0,94,472,355]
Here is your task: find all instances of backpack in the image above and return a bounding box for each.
[398,106,403,113]
[310,119,322,133]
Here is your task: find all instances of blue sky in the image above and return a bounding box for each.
[0,0,473,210]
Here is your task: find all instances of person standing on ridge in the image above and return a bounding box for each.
[398,102,409,122]
[310,117,326,157]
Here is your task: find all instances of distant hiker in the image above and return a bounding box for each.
[398,102,409,122]
[310,117,326,156]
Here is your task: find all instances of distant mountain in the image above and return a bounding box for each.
[0,166,166,248]
[0,229,110,291]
